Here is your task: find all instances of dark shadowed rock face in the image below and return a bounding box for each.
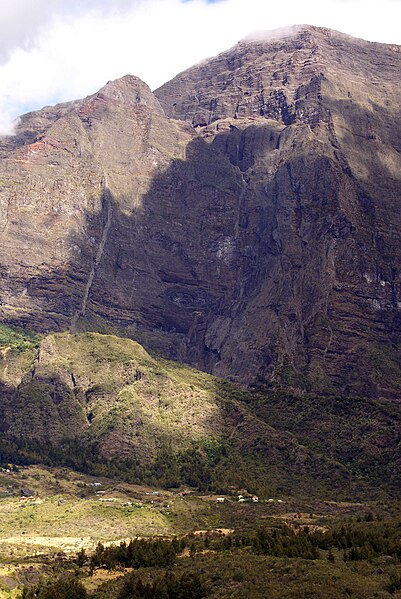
[1,26,401,398]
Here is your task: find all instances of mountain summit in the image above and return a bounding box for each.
[0,26,400,398]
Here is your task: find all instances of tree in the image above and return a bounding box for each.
[22,575,87,599]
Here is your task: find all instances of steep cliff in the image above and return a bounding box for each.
[0,26,400,398]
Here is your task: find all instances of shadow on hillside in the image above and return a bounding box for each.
[6,124,294,369]
[212,375,401,497]
[0,380,15,434]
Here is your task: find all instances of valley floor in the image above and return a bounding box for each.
[0,466,400,598]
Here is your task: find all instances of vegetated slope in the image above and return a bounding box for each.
[0,26,400,397]
[19,502,401,599]
[0,326,400,499]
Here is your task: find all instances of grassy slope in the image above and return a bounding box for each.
[0,465,216,559]
[0,327,400,500]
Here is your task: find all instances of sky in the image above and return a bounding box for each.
[0,0,401,134]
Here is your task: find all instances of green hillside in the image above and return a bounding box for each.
[0,327,400,499]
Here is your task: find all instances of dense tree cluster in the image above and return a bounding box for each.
[89,538,185,571]
[251,527,319,559]
[312,522,401,560]
[203,520,401,562]
[119,571,206,599]
[22,575,87,599]
[22,570,207,599]
[0,438,220,492]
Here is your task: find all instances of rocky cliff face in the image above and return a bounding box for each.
[1,26,400,398]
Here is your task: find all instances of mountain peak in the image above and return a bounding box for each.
[240,24,316,43]
[100,74,149,95]
[95,74,163,113]
[241,24,366,45]
[155,24,400,127]
[240,24,400,51]
[4,74,164,148]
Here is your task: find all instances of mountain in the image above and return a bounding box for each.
[0,25,400,398]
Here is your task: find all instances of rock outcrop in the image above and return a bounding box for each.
[1,26,401,398]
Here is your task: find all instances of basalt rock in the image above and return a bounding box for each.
[0,26,401,398]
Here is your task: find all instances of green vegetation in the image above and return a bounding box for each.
[22,576,87,599]
[22,570,206,599]
[234,390,401,494]
[89,538,180,571]
[0,326,400,597]
[0,465,400,598]
[117,570,206,599]
[0,324,39,354]
[17,515,401,598]
[368,345,401,390]
[0,331,400,499]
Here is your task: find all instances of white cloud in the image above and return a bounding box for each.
[0,0,400,134]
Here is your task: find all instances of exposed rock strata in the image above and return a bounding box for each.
[0,26,401,398]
